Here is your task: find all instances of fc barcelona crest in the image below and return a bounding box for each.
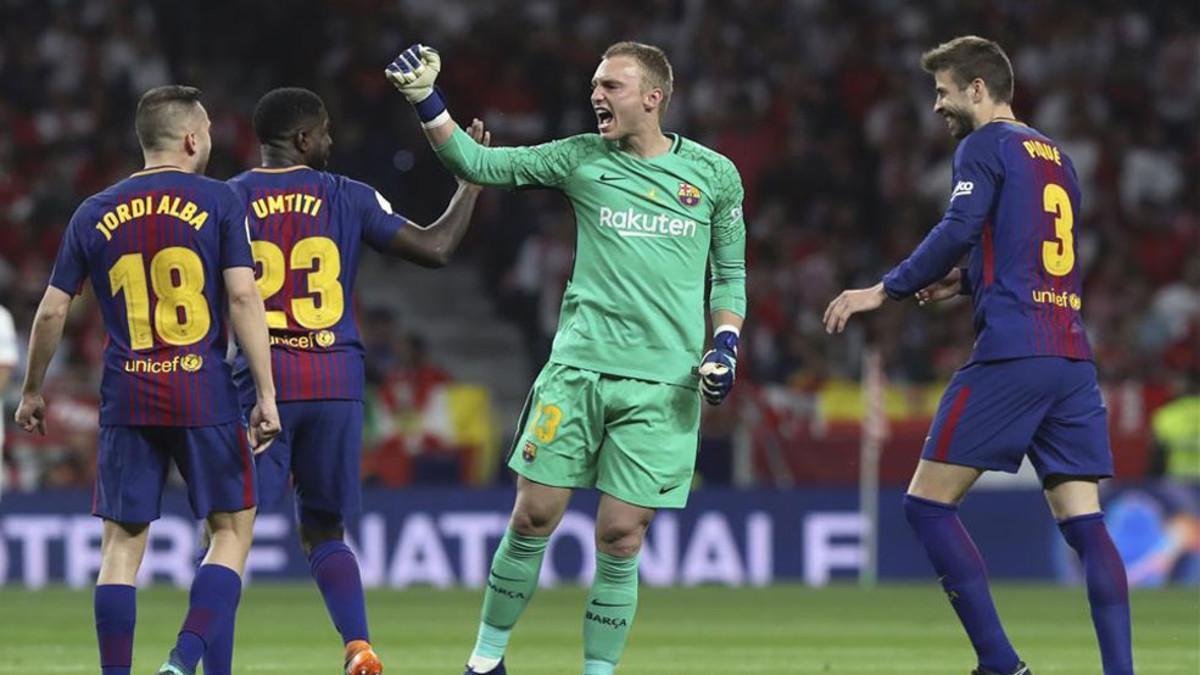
[522,442,538,462]
[677,182,701,207]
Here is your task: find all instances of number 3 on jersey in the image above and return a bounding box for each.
[252,237,344,329]
[1041,183,1075,277]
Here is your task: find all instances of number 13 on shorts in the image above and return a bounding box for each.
[529,402,563,443]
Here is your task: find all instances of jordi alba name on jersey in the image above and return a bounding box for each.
[50,168,253,426]
[226,166,407,402]
[883,122,1092,362]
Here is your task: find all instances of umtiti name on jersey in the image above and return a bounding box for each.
[250,192,324,219]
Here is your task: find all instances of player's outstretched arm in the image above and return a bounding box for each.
[385,119,490,267]
[14,286,73,435]
[385,44,579,189]
[223,267,280,451]
[823,282,888,335]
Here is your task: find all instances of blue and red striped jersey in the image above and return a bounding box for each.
[882,121,1092,363]
[226,166,408,402]
[49,167,253,426]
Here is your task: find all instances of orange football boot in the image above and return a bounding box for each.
[344,640,383,675]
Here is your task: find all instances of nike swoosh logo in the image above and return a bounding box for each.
[591,599,632,607]
[489,569,524,583]
[658,485,680,494]
[598,174,627,182]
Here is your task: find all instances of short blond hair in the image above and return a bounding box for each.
[603,41,674,118]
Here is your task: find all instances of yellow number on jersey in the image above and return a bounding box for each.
[531,403,563,443]
[109,253,154,350]
[251,241,288,329]
[250,236,345,330]
[1041,183,1075,277]
[109,247,211,349]
[290,237,343,329]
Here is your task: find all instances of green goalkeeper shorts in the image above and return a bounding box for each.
[508,362,702,509]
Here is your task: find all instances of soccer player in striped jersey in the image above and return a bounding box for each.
[203,87,487,675]
[387,42,747,675]
[824,36,1133,675]
[14,85,280,675]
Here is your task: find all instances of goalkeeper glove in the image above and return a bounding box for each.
[698,326,739,405]
[385,43,449,127]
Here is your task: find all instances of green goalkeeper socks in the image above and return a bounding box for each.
[471,530,549,661]
[583,551,640,673]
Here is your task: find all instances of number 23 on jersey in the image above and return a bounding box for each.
[252,236,345,330]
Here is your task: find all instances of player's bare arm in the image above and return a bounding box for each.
[823,282,888,335]
[385,118,489,267]
[14,286,73,435]
[223,266,280,450]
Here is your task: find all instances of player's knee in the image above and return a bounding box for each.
[509,505,558,536]
[98,521,150,584]
[902,493,955,529]
[206,507,257,546]
[595,522,646,557]
[298,524,345,555]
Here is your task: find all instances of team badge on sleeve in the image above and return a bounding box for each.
[677,182,701,207]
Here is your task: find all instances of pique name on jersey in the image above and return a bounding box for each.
[250,192,324,219]
[1021,139,1062,166]
[598,206,698,239]
[94,195,209,241]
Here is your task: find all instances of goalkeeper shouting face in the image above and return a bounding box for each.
[387,41,747,675]
[590,43,673,148]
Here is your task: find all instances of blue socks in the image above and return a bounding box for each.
[202,540,369,674]
[95,584,136,675]
[173,564,243,670]
[1059,513,1134,675]
[310,540,370,644]
[904,495,1021,673]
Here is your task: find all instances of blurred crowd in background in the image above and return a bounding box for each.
[0,0,1196,491]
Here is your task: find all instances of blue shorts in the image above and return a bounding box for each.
[93,422,256,523]
[253,400,364,527]
[922,357,1113,482]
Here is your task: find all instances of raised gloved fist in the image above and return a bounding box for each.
[385,43,442,104]
[698,328,739,406]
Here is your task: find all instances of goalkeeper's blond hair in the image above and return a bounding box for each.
[603,41,674,118]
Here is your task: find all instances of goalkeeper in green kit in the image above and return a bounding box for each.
[387,41,747,675]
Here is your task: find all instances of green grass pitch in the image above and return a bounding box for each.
[0,584,1195,673]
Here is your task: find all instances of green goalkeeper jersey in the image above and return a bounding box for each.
[435,127,747,387]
